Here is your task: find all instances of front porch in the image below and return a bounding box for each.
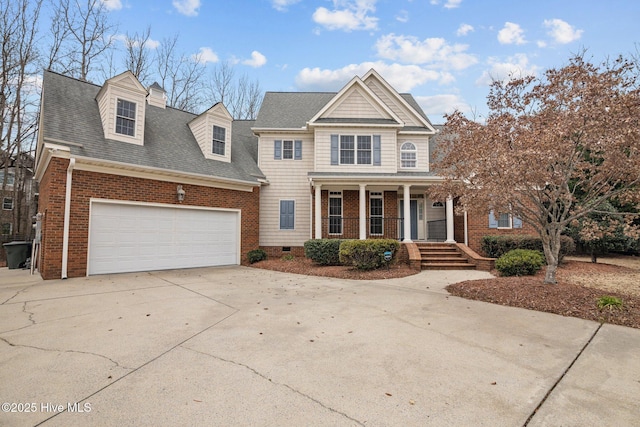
[319,217,448,241]
[311,182,460,243]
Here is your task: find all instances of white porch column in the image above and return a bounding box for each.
[314,184,322,239]
[359,184,367,240]
[445,196,456,243]
[403,184,412,242]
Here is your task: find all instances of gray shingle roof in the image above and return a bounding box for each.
[253,91,433,130]
[41,70,264,183]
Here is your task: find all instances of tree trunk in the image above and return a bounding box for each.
[591,250,597,263]
[541,228,562,285]
[544,255,558,284]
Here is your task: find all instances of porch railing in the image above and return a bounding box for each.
[427,219,446,242]
[321,217,403,240]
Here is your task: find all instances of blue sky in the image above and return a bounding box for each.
[97,0,638,123]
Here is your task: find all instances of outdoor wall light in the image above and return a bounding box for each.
[176,185,186,203]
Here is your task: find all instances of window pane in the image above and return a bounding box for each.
[116,99,136,136]
[498,213,511,228]
[340,136,354,164]
[283,140,293,159]
[213,126,226,155]
[357,136,371,164]
[329,195,342,234]
[2,198,12,210]
[370,197,383,235]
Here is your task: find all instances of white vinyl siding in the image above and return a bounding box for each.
[325,88,389,119]
[96,73,146,145]
[188,104,232,162]
[259,134,313,246]
[365,79,423,127]
[398,137,430,171]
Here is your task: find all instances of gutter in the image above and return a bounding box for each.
[61,158,75,279]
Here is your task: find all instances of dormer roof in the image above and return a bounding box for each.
[38,70,264,186]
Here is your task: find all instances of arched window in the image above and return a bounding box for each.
[400,142,417,168]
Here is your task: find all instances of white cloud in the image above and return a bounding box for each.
[543,18,583,44]
[312,0,378,32]
[430,0,463,8]
[173,0,200,17]
[475,54,539,86]
[497,22,526,45]
[242,51,267,68]
[146,38,160,50]
[193,47,219,64]
[416,94,470,117]
[456,23,474,36]
[396,10,409,23]
[101,0,122,11]
[296,62,446,93]
[375,34,477,70]
[271,0,300,11]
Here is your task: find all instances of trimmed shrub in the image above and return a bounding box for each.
[495,249,545,276]
[481,235,575,262]
[304,239,347,265]
[247,249,267,264]
[339,239,400,270]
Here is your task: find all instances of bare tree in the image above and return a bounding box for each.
[431,54,640,284]
[0,0,42,239]
[47,0,117,82]
[154,34,206,112]
[207,61,263,119]
[122,26,153,85]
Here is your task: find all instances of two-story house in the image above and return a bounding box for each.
[253,70,455,257]
[34,69,532,279]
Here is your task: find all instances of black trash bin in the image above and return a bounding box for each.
[4,241,32,269]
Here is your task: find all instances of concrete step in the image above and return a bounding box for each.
[421,262,477,270]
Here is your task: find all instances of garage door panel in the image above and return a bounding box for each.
[89,203,239,275]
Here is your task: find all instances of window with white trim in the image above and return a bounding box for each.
[282,140,293,159]
[280,200,295,230]
[328,191,342,234]
[340,135,372,165]
[432,201,444,208]
[497,213,512,228]
[370,192,383,235]
[400,142,417,168]
[212,125,226,155]
[115,98,136,136]
[2,197,13,210]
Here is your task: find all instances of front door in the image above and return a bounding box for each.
[399,200,418,241]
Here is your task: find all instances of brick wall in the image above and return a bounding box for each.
[466,208,536,255]
[38,157,260,279]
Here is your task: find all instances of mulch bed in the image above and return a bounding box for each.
[447,262,640,329]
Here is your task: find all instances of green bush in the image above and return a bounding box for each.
[247,249,267,264]
[304,239,347,265]
[481,235,575,262]
[339,239,400,270]
[495,249,545,276]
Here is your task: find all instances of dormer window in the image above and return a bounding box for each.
[212,125,226,156]
[116,99,136,136]
[400,142,417,168]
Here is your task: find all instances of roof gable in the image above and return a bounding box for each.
[362,69,435,132]
[308,75,402,126]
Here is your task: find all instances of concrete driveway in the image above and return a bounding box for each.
[0,266,638,426]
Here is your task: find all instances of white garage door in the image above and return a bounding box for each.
[88,202,239,275]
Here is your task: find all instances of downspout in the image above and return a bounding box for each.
[61,158,75,279]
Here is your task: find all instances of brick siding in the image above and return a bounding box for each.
[38,157,260,279]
